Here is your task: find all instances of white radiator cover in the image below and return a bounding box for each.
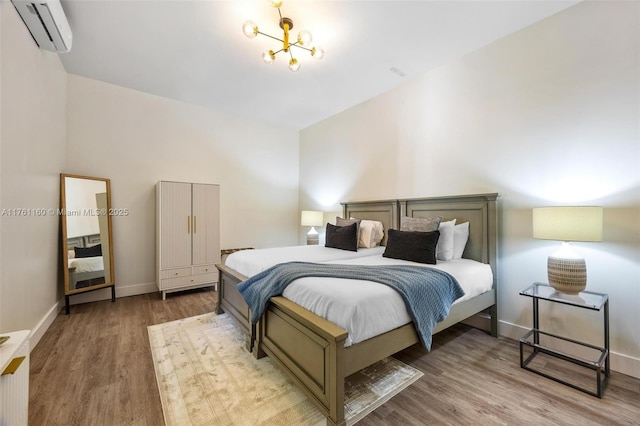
[0,330,30,426]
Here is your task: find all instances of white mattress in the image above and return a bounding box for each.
[225,245,386,278]
[281,256,493,347]
[68,256,104,273]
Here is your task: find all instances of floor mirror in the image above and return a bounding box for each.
[60,174,115,314]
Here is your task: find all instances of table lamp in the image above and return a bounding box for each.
[533,206,603,294]
[301,210,324,245]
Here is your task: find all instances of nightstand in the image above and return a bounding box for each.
[519,282,609,397]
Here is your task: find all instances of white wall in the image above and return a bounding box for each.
[65,75,300,301]
[64,177,105,238]
[0,3,67,336]
[300,1,640,377]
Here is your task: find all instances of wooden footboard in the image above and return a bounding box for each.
[261,297,348,426]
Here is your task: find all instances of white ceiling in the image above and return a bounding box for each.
[57,0,579,130]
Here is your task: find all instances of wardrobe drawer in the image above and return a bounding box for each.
[193,264,216,275]
[161,267,192,279]
[191,272,217,285]
[160,273,216,291]
[160,276,193,290]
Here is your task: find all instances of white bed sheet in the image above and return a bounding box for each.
[281,256,493,347]
[68,256,104,274]
[225,245,386,278]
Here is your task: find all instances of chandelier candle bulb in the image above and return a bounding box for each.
[242,21,258,38]
[262,50,275,64]
[311,46,325,60]
[297,30,312,45]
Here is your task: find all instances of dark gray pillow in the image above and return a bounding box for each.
[400,215,442,232]
[325,222,358,252]
[382,229,439,264]
[74,244,102,258]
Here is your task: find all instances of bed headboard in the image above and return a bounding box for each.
[341,199,399,246]
[66,234,101,249]
[400,194,498,268]
[342,193,498,282]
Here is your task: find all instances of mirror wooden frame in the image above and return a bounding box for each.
[60,173,115,314]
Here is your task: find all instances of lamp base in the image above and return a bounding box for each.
[306,227,319,245]
[547,244,587,294]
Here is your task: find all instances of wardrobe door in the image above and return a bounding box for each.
[159,181,193,269]
[191,183,220,266]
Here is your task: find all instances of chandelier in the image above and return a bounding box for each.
[242,1,325,72]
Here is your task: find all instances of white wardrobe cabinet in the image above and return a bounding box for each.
[156,181,220,299]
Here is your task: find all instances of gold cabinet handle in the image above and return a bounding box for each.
[187,216,190,233]
[194,216,197,234]
[2,356,25,375]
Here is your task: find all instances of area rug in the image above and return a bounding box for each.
[148,313,423,426]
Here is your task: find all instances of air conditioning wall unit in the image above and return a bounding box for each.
[11,0,73,53]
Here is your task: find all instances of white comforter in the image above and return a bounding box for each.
[282,257,493,346]
[225,245,386,278]
[227,245,493,347]
[68,256,104,273]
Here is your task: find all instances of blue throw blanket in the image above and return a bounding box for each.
[237,262,465,350]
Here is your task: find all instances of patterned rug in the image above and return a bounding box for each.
[148,313,423,425]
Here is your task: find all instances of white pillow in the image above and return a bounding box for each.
[437,219,456,261]
[351,218,384,247]
[358,223,377,248]
[452,221,470,259]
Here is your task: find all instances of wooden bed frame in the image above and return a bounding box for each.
[216,193,498,426]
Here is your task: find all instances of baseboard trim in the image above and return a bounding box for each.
[67,281,159,305]
[30,299,64,351]
[115,282,159,298]
[499,320,640,380]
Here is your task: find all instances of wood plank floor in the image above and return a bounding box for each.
[30,290,640,425]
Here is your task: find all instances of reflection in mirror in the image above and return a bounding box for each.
[61,174,115,314]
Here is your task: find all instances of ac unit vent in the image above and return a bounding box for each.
[11,0,73,53]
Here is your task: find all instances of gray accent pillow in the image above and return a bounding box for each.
[383,229,440,264]
[325,222,358,252]
[336,217,361,232]
[400,215,442,232]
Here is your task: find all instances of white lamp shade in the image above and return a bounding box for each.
[301,210,324,227]
[533,207,603,242]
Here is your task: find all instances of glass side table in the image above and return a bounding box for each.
[519,282,609,398]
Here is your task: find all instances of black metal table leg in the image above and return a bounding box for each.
[533,297,539,345]
[604,300,610,377]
